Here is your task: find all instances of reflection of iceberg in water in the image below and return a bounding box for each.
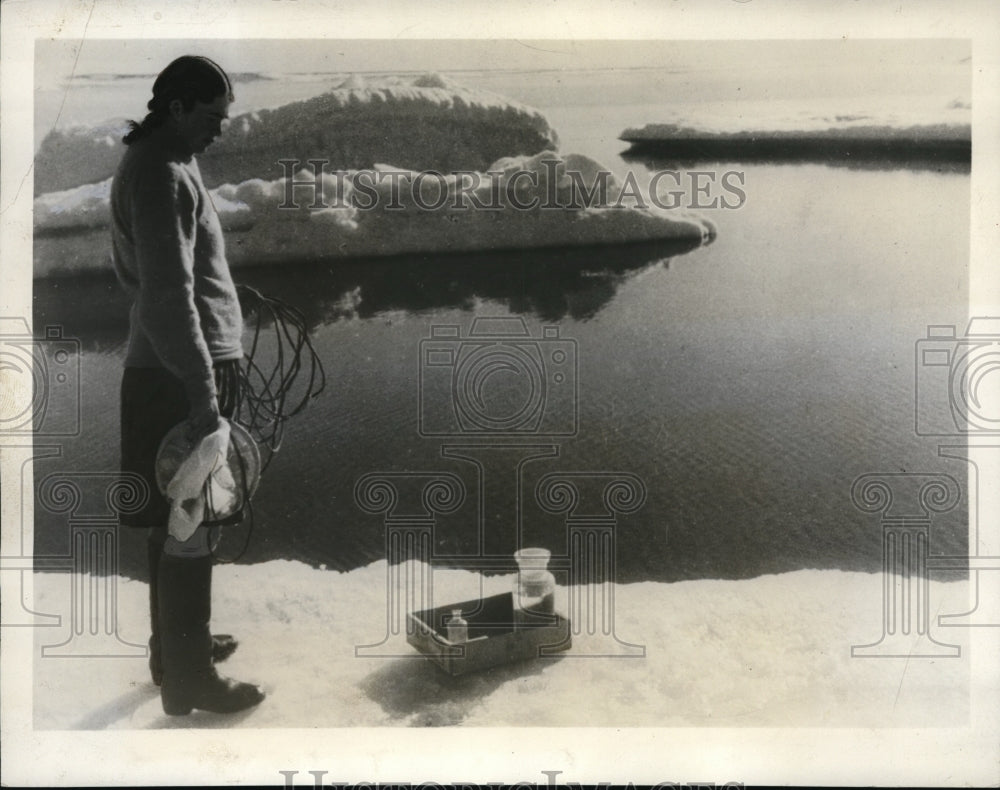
[621,144,971,174]
[33,240,700,352]
[241,241,699,323]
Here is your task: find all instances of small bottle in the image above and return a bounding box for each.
[513,547,556,629]
[446,609,468,643]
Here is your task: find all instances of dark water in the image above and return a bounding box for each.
[32,158,970,583]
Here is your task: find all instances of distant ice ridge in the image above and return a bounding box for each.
[34,73,559,194]
[620,96,971,154]
[33,151,714,277]
[620,95,971,138]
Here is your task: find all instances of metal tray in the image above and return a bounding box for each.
[407,592,572,676]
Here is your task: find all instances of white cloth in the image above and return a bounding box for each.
[165,421,233,542]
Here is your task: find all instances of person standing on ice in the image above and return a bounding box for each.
[111,56,264,716]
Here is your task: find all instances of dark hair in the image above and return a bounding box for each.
[123,55,234,145]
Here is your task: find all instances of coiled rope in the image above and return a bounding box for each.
[208,285,326,562]
[234,284,326,468]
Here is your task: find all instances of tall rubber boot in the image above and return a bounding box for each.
[157,554,264,715]
[147,538,238,686]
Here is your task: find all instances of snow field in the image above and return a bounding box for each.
[31,561,972,729]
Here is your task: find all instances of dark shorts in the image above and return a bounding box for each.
[120,362,240,528]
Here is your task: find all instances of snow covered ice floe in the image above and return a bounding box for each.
[33,150,714,277]
[34,73,559,194]
[619,96,971,165]
[31,561,972,729]
[33,73,714,276]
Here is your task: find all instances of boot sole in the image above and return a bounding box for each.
[162,685,265,716]
[162,696,264,716]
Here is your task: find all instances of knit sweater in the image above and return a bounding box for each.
[111,127,243,417]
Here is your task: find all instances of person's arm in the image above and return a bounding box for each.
[131,159,220,436]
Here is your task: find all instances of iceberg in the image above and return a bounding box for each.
[34,73,560,194]
[32,75,715,277]
[33,151,714,278]
[34,119,130,197]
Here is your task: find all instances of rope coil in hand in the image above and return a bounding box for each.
[157,285,326,562]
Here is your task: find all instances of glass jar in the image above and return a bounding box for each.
[446,609,468,643]
[513,547,556,628]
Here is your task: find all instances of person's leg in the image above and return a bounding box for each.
[123,366,243,687]
[147,527,237,686]
[121,367,180,685]
[158,525,264,715]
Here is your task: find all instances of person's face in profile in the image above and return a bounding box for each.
[169,94,231,154]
